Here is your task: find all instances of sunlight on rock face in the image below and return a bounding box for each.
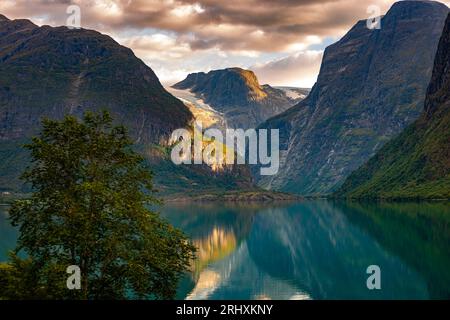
[185,101,221,129]
[186,270,221,300]
[192,227,237,274]
[166,86,239,173]
[236,68,268,101]
[166,87,227,131]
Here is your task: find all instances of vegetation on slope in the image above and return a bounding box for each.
[336,14,450,200]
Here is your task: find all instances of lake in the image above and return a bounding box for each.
[1,200,449,299]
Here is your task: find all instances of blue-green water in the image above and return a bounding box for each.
[1,201,449,299]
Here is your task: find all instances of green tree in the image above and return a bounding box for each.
[0,111,195,299]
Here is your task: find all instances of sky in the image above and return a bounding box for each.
[1,0,449,87]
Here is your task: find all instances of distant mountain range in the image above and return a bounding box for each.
[336,13,450,200]
[255,0,449,195]
[172,68,308,129]
[0,14,253,194]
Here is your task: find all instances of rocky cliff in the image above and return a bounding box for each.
[0,15,192,143]
[172,68,304,129]
[256,1,449,195]
[0,15,254,193]
[336,12,450,199]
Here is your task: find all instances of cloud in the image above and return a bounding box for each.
[252,51,324,88]
[1,0,401,52]
[119,33,191,60]
[2,0,448,86]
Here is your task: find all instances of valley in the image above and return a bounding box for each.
[0,0,449,302]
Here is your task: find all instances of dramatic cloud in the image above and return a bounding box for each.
[252,50,324,88]
[0,0,399,51]
[1,0,449,86]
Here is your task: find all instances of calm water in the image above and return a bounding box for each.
[1,201,449,299]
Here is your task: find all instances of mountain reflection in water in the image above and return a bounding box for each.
[0,201,449,299]
[160,201,450,300]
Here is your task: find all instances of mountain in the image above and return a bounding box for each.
[172,68,306,129]
[335,13,450,200]
[255,1,449,195]
[0,15,253,194]
[0,15,192,143]
[274,87,310,101]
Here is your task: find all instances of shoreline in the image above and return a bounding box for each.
[162,190,304,203]
[2,192,448,205]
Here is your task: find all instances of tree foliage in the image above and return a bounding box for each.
[0,111,195,299]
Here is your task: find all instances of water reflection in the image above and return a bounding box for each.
[336,201,450,298]
[1,201,449,299]
[0,206,18,262]
[161,201,450,300]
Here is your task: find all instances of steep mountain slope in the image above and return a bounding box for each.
[0,15,253,194]
[255,1,449,195]
[336,13,450,200]
[172,68,305,129]
[0,15,192,143]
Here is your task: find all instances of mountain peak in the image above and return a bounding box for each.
[173,67,268,102]
[389,0,449,11]
[225,67,267,100]
[256,0,449,195]
[0,15,37,31]
[0,16,192,143]
[172,67,305,129]
[384,0,448,22]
